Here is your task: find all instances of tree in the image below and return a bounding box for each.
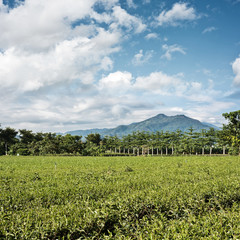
[103,135,120,154]
[206,128,217,155]
[216,129,229,155]
[198,129,207,155]
[9,129,36,155]
[59,134,82,154]
[35,133,59,155]
[19,129,35,145]
[86,133,102,146]
[171,129,183,155]
[122,134,134,155]
[163,131,171,155]
[183,127,198,154]
[135,131,149,155]
[222,110,240,154]
[154,131,165,155]
[0,127,18,155]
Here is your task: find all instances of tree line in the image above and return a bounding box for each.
[0,110,240,156]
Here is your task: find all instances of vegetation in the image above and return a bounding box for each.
[0,111,240,239]
[1,110,240,156]
[1,155,240,239]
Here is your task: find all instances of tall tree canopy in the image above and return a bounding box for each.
[222,110,240,154]
[0,127,18,155]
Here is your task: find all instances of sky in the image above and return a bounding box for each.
[0,0,240,133]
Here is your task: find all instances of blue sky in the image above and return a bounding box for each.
[0,0,240,132]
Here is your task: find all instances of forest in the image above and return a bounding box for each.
[0,110,240,156]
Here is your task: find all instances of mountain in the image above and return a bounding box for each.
[64,114,216,138]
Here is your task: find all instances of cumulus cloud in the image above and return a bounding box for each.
[0,30,120,93]
[99,70,188,98]
[126,0,137,9]
[98,71,133,92]
[90,5,146,34]
[132,49,153,65]
[161,44,186,60]
[0,0,148,95]
[0,0,234,132]
[202,26,217,34]
[0,0,149,131]
[0,0,146,52]
[110,6,146,33]
[134,71,186,95]
[157,2,198,26]
[145,33,158,40]
[232,56,240,85]
[111,104,130,118]
[0,0,98,51]
[132,71,223,106]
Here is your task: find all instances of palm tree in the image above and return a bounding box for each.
[216,129,230,155]
[184,127,197,154]
[206,128,217,155]
[170,129,183,155]
[163,131,171,155]
[154,131,164,155]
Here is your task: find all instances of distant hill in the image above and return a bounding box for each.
[64,114,216,138]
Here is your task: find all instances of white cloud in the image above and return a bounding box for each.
[0,30,121,93]
[0,66,234,132]
[0,0,148,95]
[145,33,158,40]
[0,0,145,53]
[111,6,146,33]
[184,101,235,125]
[161,44,186,60]
[157,3,198,26]
[91,5,146,34]
[0,0,150,132]
[132,49,153,65]
[183,79,223,103]
[202,26,217,34]
[232,0,240,5]
[232,56,240,85]
[99,71,133,92]
[111,104,130,118]
[0,1,8,12]
[143,0,151,4]
[0,0,236,133]
[133,71,223,106]
[134,71,186,95]
[0,0,98,51]
[185,82,212,102]
[126,0,137,9]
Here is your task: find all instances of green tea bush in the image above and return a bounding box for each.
[1,155,240,239]
[16,148,30,156]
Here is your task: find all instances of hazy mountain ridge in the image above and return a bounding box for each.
[64,114,216,138]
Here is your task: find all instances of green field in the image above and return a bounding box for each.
[1,156,240,239]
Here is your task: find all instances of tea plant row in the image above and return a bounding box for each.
[1,155,240,239]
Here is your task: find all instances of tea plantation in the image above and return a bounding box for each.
[1,155,240,239]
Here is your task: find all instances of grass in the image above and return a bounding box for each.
[1,155,240,239]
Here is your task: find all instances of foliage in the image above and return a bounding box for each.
[0,110,240,156]
[222,110,240,154]
[1,155,240,239]
[0,127,18,155]
[85,133,102,146]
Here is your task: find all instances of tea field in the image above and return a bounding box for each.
[1,155,240,239]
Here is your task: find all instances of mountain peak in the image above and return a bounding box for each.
[155,113,167,117]
[65,113,216,138]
